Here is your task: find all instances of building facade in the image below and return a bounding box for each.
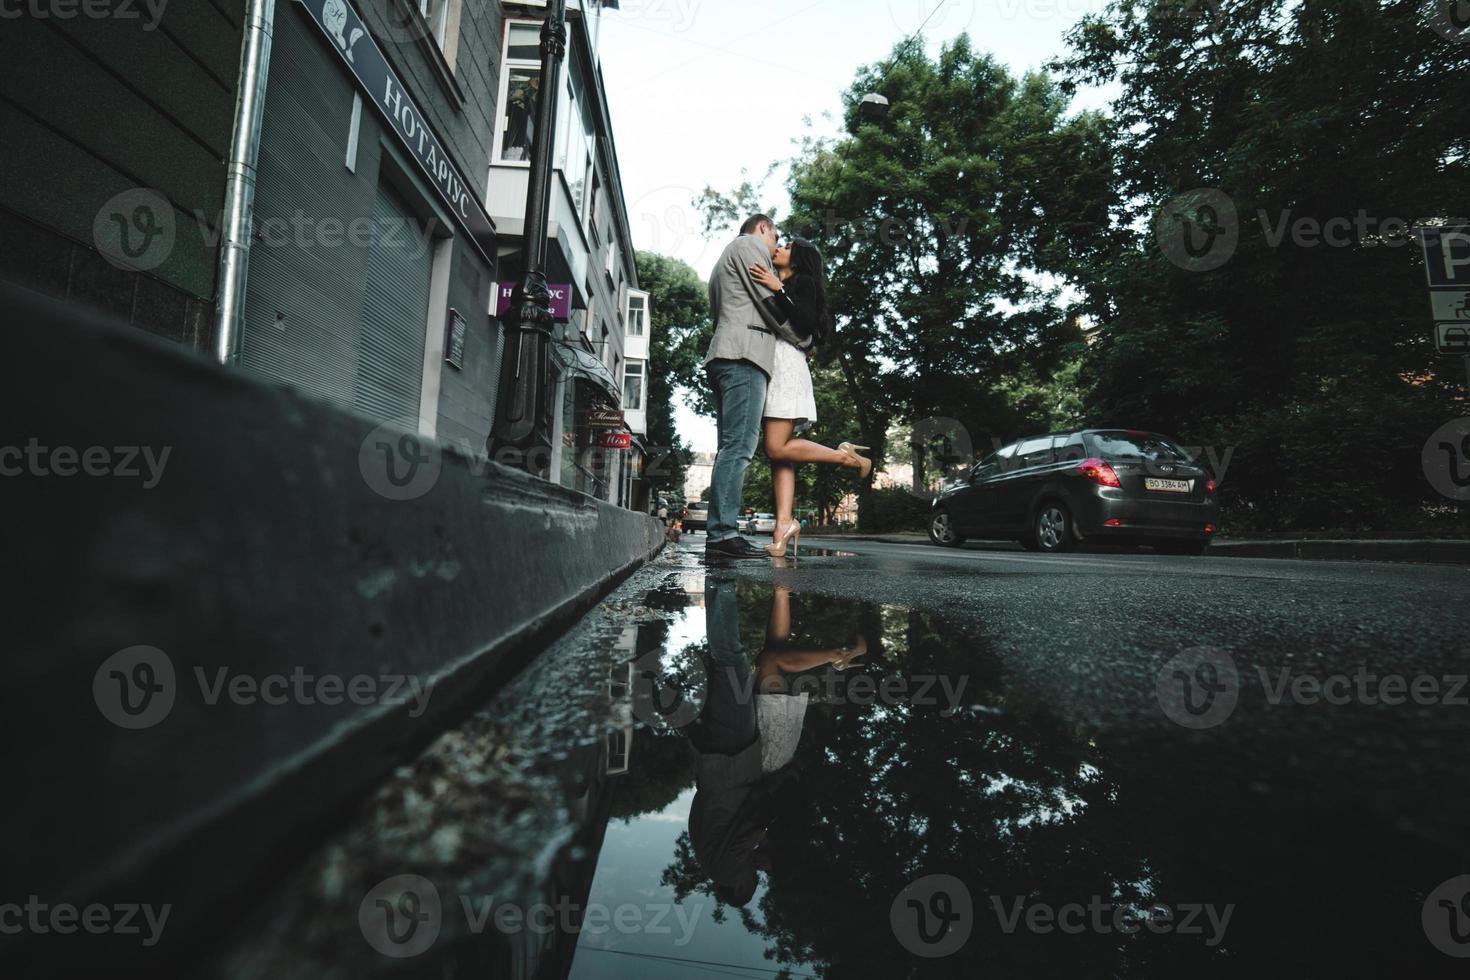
[487,0,648,510]
[0,0,649,509]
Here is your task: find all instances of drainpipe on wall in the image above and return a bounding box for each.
[213,0,277,366]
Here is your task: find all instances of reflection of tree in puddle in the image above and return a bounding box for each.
[618,579,1199,975]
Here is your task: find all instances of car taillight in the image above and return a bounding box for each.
[1205,479,1216,494]
[1204,523,1217,534]
[1077,457,1121,488]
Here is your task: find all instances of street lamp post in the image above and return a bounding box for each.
[489,0,568,478]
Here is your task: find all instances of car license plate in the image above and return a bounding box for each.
[1145,478,1192,493]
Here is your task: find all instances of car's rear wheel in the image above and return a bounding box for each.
[929,508,965,547]
[1032,502,1076,553]
[1154,540,1210,556]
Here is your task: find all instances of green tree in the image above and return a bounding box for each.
[1056,0,1470,530]
[636,251,712,499]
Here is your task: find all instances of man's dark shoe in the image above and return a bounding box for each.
[704,536,769,560]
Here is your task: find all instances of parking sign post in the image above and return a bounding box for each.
[1417,227,1470,377]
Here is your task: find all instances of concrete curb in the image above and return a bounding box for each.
[4,285,664,970]
[806,532,1470,564]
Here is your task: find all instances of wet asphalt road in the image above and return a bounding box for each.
[182,533,1470,979]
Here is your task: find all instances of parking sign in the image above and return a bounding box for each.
[1418,226,1470,354]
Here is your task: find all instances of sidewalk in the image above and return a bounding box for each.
[806,531,1470,564]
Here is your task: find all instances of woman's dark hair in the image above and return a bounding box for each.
[789,239,832,343]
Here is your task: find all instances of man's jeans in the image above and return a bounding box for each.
[705,358,767,542]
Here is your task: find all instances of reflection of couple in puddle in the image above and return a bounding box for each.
[685,572,866,906]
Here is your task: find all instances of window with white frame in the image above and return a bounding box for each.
[623,360,644,412]
[497,23,544,164]
[626,293,646,337]
[417,1,456,59]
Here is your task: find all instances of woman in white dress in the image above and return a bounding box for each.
[749,239,872,557]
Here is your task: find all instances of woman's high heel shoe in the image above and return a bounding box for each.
[765,521,800,558]
[837,442,873,480]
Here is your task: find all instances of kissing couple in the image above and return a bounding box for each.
[701,215,872,561]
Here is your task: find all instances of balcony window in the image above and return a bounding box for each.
[497,23,544,164]
[626,294,646,337]
[623,360,645,412]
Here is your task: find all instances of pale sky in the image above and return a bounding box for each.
[597,0,1116,451]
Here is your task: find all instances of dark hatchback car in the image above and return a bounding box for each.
[681,502,709,532]
[929,430,1221,555]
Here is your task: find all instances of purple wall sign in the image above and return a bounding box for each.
[496,282,572,322]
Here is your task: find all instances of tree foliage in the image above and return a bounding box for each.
[1055,0,1470,529]
[636,251,712,498]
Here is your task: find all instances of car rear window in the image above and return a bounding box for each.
[1088,432,1188,461]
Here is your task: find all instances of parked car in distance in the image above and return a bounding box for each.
[681,502,709,532]
[744,512,777,534]
[929,429,1220,555]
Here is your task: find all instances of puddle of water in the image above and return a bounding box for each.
[555,570,1455,979]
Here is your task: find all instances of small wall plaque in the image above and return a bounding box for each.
[445,308,467,370]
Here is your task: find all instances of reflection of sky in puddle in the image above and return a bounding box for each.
[570,788,779,980]
[565,572,1451,979]
[570,577,1030,979]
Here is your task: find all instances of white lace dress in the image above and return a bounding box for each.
[763,339,817,430]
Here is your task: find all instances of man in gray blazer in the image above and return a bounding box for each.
[702,214,810,559]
